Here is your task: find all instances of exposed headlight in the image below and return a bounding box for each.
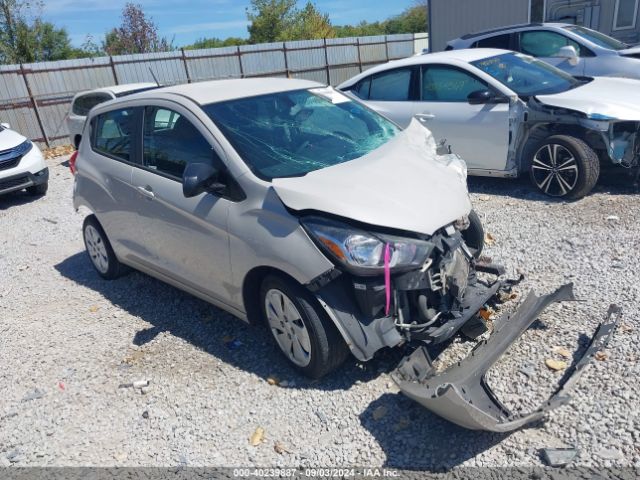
[301,216,433,276]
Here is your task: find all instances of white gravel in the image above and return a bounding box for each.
[0,156,638,469]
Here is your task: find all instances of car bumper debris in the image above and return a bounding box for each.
[392,284,621,432]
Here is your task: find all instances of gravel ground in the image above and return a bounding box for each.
[0,155,638,469]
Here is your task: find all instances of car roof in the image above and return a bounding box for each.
[338,48,512,87]
[456,22,571,42]
[133,77,325,105]
[82,82,159,96]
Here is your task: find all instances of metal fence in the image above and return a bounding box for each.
[0,33,428,147]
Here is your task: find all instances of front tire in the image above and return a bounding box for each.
[260,274,349,379]
[527,135,599,199]
[82,215,126,280]
[461,209,484,259]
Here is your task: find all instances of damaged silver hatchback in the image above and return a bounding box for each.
[73,78,619,431]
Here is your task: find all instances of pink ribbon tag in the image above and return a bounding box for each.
[384,243,391,316]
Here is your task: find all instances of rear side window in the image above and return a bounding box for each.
[143,107,219,179]
[92,108,137,162]
[369,68,413,101]
[352,78,371,100]
[473,33,512,49]
[421,65,488,102]
[72,93,112,116]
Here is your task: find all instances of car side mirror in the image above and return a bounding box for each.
[0,122,10,129]
[183,163,225,198]
[555,45,579,65]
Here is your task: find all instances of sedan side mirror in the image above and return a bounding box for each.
[183,163,225,198]
[554,45,579,66]
[467,89,509,105]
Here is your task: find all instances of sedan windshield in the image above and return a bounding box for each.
[204,88,398,180]
[471,52,580,96]
[564,25,628,51]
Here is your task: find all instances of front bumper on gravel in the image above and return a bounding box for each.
[392,284,622,432]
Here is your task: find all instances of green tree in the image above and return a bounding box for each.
[104,3,173,55]
[184,36,247,50]
[246,0,296,43]
[283,1,334,40]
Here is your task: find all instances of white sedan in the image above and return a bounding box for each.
[338,48,640,199]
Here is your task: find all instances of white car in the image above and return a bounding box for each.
[0,123,48,197]
[66,83,158,148]
[339,48,640,199]
[447,23,640,80]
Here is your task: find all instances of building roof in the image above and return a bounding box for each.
[146,78,324,105]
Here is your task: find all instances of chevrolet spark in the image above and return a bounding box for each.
[73,78,618,431]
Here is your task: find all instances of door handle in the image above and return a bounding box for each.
[415,113,436,121]
[137,185,155,199]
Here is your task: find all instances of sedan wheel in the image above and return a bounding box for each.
[531,143,578,197]
[527,135,600,200]
[265,288,312,367]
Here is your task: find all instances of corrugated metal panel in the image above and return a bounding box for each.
[430,0,530,51]
[0,33,424,146]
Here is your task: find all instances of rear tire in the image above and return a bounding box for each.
[260,274,349,379]
[26,182,47,196]
[82,215,127,280]
[526,135,599,199]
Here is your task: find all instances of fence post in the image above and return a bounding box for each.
[356,38,362,72]
[323,38,330,85]
[181,48,192,83]
[384,35,389,61]
[237,46,244,78]
[283,42,290,78]
[20,64,49,148]
[109,56,119,85]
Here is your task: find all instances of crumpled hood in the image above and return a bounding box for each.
[0,127,27,150]
[619,44,640,56]
[272,120,471,236]
[536,77,640,121]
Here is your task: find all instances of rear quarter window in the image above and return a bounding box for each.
[72,93,112,116]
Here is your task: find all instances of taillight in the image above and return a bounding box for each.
[69,150,78,175]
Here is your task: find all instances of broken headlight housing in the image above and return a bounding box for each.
[301,216,433,276]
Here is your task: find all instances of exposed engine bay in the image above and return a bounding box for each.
[310,221,621,432]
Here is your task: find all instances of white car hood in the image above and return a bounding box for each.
[536,77,640,121]
[619,45,640,56]
[0,127,27,150]
[272,120,471,237]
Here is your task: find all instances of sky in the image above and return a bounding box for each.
[40,0,419,47]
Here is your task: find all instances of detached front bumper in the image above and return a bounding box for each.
[392,284,622,432]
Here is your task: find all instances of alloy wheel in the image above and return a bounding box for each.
[84,225,109,274]
[531,143,579,197]
[265,289,312,367]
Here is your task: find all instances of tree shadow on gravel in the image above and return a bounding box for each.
[0,190,43,210]
[359,393,510,470]
[467,168,638,201]
[55,252,405,392]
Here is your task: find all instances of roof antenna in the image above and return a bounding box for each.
[149,68,160,86]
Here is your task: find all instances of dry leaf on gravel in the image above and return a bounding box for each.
[42,144,75,160]
[595,351,608,361]
[479,308,494,321]
[553,346,572,359]
[620,323,634,334]
[250,427,265,446]
[274,441,290,454]
[484,233,496,246]
[266,376,279,386]
[89,306,99,313]
[545,359,567,371]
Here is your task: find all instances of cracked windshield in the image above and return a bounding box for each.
[204,88,399,179]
